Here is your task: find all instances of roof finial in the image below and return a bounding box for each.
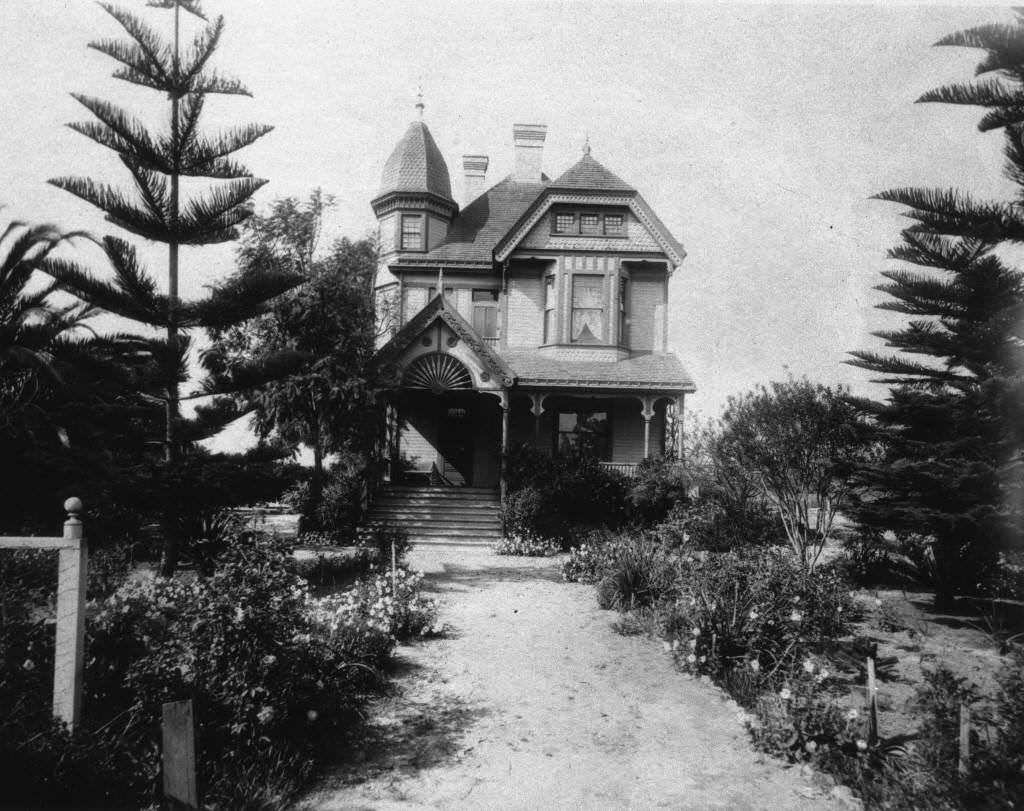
[583,132,591,156]
[415,84,425,120]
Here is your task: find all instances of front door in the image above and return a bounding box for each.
[438,400,473,485]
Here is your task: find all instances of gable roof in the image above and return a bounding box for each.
[374,294,515,386]
[548,153,634,192]
[395,176,547,267]
[375,121,455,203]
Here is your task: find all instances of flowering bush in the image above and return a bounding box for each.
[496,532,561,557]
[662,548,856,687]
[0,533,439,808]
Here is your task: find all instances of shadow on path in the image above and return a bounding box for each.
[323,687,486,790]
[420,560,565,593]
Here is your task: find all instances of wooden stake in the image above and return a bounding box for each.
[162,699,198,810]
[959,702,971,777]
[391,539,397,595]
[866,657,879,746]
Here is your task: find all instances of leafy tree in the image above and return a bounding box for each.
[717,379,869,571]
[848,13,1024,605]
[207,191,378,513]
[46,1,303,573]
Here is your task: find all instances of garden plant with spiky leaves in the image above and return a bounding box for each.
[849,11,1024,607]
[48,0,304,574]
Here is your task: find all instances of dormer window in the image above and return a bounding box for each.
[400,214,424,251]
[554,213,575,234]
[551,209,628,237]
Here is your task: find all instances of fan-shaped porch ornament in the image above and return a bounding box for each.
[403,353,473,394]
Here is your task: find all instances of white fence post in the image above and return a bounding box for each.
[54,497,87,732]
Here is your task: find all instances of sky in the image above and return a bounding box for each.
[1,1,1018,449]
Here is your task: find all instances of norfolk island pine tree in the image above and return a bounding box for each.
[45,0,306,574]
[849,13,1024,607]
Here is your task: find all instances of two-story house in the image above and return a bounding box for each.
[370,107,695,510]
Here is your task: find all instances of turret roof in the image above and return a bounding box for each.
[376,121,454,202]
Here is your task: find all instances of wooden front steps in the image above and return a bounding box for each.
[360,485,501,548]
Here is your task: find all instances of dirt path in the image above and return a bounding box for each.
[299,548,840,811]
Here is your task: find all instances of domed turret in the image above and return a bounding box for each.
[372,102,458,257]
[376,121,455,202]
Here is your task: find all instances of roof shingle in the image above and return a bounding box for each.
[377,121,454,202]
[548,153,635,192]
[501,350,696,391]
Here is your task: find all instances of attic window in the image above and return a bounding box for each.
[580,213,600,235]
[604,214,624,235]
[554,213,575,234]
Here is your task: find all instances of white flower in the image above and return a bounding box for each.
[837,606,843,614]
[792,595,801,603]
[780,687,792,700]
[22,659,34,671]
[262,654,277,667]
[874,598,883,607]
[662,641,672,652]
[689,639,697,650]
[234,606,245,623]
[671,639,680,651]
[749,659,761,672]
[802,659,815,674]
[257,706,275,725]
[306,709,318,722]
[856,739,868,751]
[687,653,697,663]
[748,610,760,620]
[817,669,830,681]
[846,708,859,721]
[790,610,803,622]
[805,740,818,753]
[691,627,701,637]
[699,655,706,664]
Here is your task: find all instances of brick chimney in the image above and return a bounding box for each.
[462,154,489,204]
[513,123,547,183]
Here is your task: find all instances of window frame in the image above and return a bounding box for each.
[603,213,625,236]
[618,276,629,347]
[570,274,605,344]
[471,288,499,340]
[399,213,426,252]
[549,208,628,238]
[554,410,611,461]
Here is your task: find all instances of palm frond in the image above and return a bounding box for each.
[917,78,1024,108]
[177,269,302,329]
[935,23,1024,77]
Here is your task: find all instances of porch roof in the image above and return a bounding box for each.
[501,350,696,392]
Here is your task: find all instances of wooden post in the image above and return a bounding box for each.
[162,699,198,810]
[958,703,971,777]
[866,657,879,746]
[54,497,86,732]
[391,539,398,596]
[499,393,509,505]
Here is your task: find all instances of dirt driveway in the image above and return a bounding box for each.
[299,548,840,810]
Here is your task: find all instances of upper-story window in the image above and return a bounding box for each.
[557,411,609,460]
[543,275,556,343]
[604,214,624,236]
[472,289,499,340]
[580,213,600,235]
[553,213,575,234]
[571,275,604,343]
[400,214,424,251]
[551,209,628,237]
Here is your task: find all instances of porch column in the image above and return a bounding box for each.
[675,396,684,461]
[529,392,544,447]
[499,391,510,504]
[641,395,656,459]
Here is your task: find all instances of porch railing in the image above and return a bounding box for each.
[483,337,499,349]
[600,462,639,478]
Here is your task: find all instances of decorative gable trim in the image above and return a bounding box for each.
[373,294,515,387]
[494,193,686,267]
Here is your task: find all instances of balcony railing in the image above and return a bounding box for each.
[483,337,499,349]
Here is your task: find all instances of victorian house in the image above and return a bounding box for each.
[366,107,695,541]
